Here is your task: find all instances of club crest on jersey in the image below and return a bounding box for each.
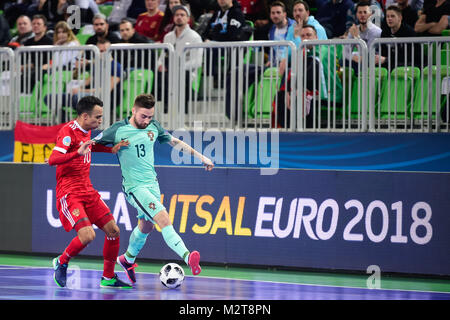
[147,131,154,141]
[72,208,80,217]
[149,202,156,210]
[62,136,71,146]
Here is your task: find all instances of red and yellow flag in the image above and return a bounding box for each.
[14,121,66,163]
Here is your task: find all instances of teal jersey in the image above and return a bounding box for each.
[94,118,172,193]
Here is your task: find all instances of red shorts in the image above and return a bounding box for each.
[56,191,113,232]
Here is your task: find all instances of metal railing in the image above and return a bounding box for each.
[0,48,14,130]
[178,40,297,130]
[1,38,449,133]
[369,37,450,132]
[296,39,368,131]
[105,43,175,129]
[13,45,101,126]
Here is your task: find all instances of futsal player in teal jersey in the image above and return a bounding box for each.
[93,93,214,284]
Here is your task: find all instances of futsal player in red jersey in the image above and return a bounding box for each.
[48,96,130,288]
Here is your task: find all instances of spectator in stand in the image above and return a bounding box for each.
[203,0,247,81]
[86,13,121,45]
[381,0,418,33]
[7,15,34,50]
[36,0,68,29]
[278,0,327,73]
[414,0,450,36]
[155,5,203,111]
[237,0,278,41]
[344,1,381,73]
[375,5,418,70]
[43,20,81,71]
[158,0,194,39]
[286,0,328,45]
[316,0,355,38]
[203,0,247,42]
[275,24,323,129]
[345,0,384,33]
[135,0,165,42]
[119,18,150,44]
[267,1,295,65]
[23,14,53,51]
[20,15,53,93]
[118,18,152,70]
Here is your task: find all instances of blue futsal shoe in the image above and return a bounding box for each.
[52,256,68,287]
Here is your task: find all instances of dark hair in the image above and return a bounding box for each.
[134,94,155,109]
[159,0,188,34]
[270,1,286,12]
[302,24,317,34]
[32,14,48,27]
[356,1,371,11]
[119,18,135,28]
[76,96,103,115]
[96,38,111,45]
[293,0,309,12]
[386,5,402,16]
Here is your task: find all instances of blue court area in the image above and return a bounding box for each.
[0,265,448,300]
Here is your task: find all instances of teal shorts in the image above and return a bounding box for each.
[126,185,166,223]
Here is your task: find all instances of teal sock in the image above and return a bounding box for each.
[161,225,190,264]
[125,226,149,263]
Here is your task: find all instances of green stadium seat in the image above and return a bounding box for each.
[379,66,420,119]
[245,67,281,119]
[351,67,388,119]
[413,65,450,119]
[98,4,114,17]
[192,66,203,93]
[76,26,94,45]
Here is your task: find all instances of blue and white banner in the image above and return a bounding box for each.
[32,164,450,276]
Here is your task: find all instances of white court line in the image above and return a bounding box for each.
[0,264,449,296]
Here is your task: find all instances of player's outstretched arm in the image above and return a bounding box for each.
[169,137,214,171]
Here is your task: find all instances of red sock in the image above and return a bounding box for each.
[103,235,120,279]
[59,236,86,265]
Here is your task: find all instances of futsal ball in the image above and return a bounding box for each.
[159,263,185,289]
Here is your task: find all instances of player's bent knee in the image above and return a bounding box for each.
[153,210,171,229]
[78,226,96,244]
[139,219,155,234]
[107,226,120,239]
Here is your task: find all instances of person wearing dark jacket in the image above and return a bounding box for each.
[375,5,418,70]
[203,0,246,42]
[203,0,247,82]
[118,18,153,70]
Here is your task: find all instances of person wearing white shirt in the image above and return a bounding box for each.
[156,5,203,112]
[345,2,381,73]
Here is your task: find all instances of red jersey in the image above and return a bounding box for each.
[50,120,110,199]
[135,10,165,42]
